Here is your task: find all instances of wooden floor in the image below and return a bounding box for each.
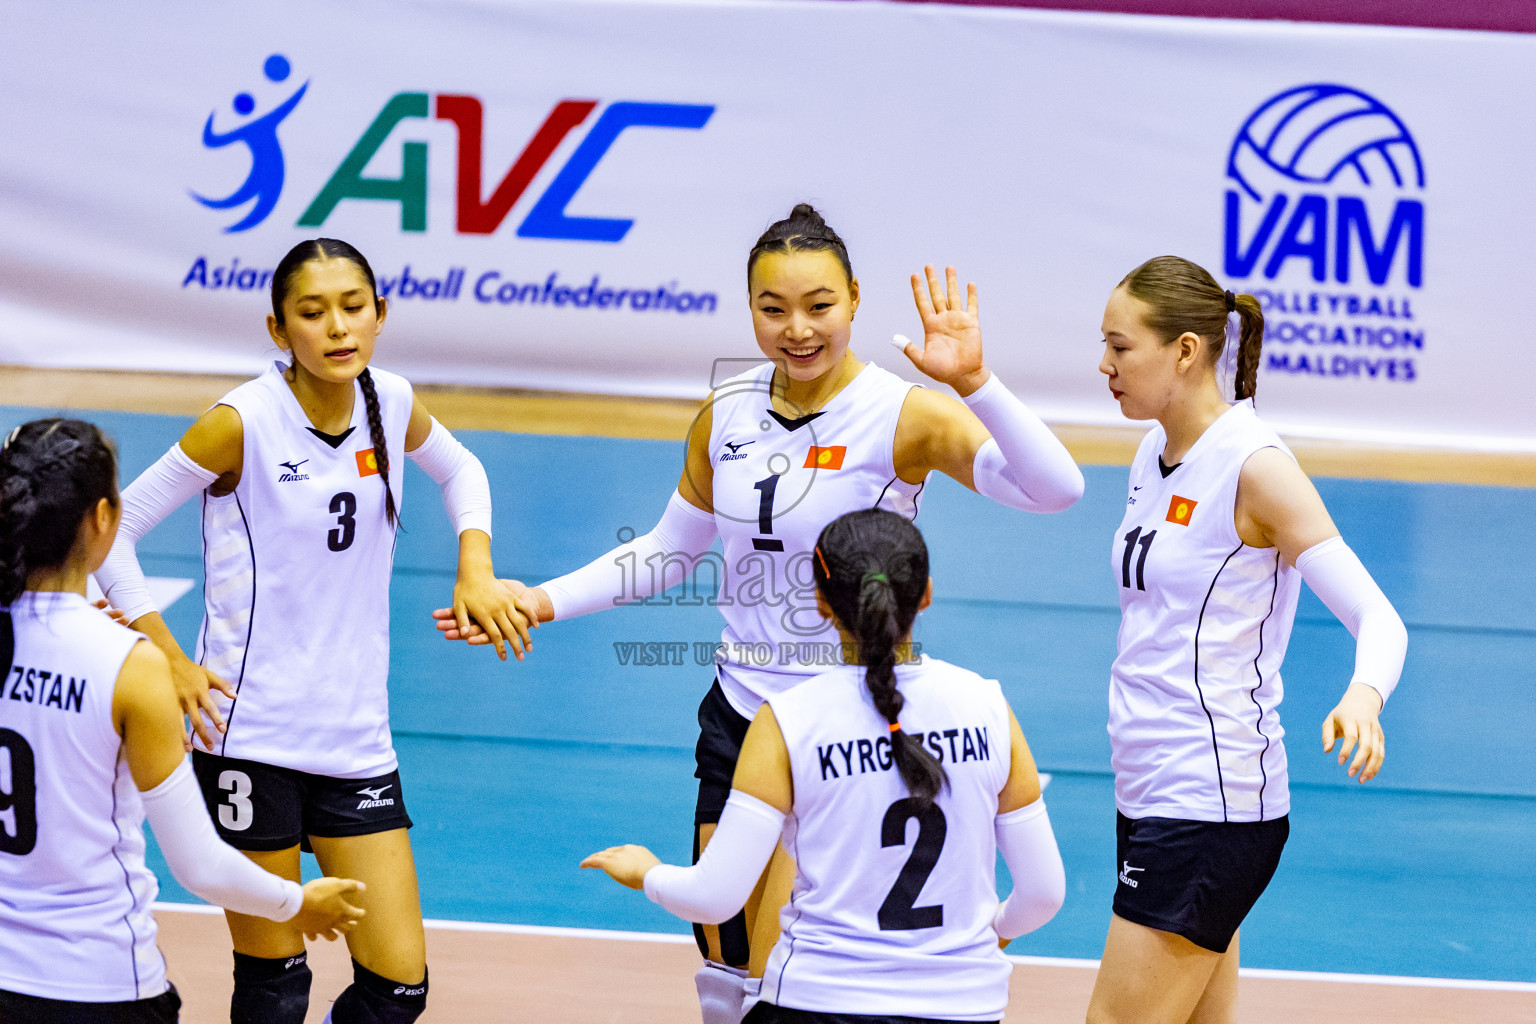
[3,365,1533,487]
[154,907,1535,1024]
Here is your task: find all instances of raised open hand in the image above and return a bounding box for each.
[893,264,990,397]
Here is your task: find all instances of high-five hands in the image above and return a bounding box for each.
[433,579,548,648]
[892,264,992,398]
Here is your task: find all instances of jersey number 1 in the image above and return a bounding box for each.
[752,475,784,552]
[0,728,38,856]
[877,797,947,930]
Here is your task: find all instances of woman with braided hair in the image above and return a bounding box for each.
[437,203,1083,1020]
[583,508,1065,1024]
[1090,256,1406,1023]
[0,418,367,1023]
[93,239,527,1024]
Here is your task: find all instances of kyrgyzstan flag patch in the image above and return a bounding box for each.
[1166,495,1197,526]
[804,445,847,470]
[356,448,380,478]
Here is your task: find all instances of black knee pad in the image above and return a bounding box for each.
[232,950,312,1024]
[328,959,427,1024]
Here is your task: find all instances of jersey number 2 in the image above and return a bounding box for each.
[0,728,38,856]
[328,492,357,552]
[877,797,947,930]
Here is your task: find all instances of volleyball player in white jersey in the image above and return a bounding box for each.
[0,418,366,1023]
[93,240,526,1024]
[437,204,1083,1019]
[583,508,1067,1023]
[1087,257,1408,1024]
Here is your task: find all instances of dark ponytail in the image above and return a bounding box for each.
[747,203,853,287]
[270,238,396,527]
[0,419,120,677]
[813,508,945,810]
[1119,255,1265,400]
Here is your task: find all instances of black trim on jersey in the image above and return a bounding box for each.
[753,538,785,552]
[1247,551,1282,820]
[1158,456,1182,478]
[306,425,356,449]
[766,409,825,433]
[107,779,142,999]
[772,877,807,1006]
[1192,544,1244,822]
[871,475,924,522]
[216,492,258,755]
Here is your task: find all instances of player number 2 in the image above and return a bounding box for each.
[328,491,357,552]
[218,770,254,832]
[877,797,947,930]
[0,728,38,856]
[1120,526,1156,591]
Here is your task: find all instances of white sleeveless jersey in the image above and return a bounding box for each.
[758,656,1013,1020]
[0,592,167,1002]
[709,362,922,718]
[197,361,411,778]
[1110,400,1301,822]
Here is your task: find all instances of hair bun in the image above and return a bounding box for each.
[788,203,826,229]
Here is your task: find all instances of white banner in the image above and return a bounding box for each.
[3,0,1534,450]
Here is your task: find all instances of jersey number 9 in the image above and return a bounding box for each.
[0,729,38,856]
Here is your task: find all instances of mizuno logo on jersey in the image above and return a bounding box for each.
[804,445,846,470]
[1119,861,1144,888]
[355,449,380,478]
[277,459,310,482]
[1166,495,1197,526]
[719,440,754,462]
[356,784,395,809]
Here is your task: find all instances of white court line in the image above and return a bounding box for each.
[151,902,1536,992]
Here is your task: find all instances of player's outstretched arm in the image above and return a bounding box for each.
[1236,447,1406,783]
[433,396,719,644]
[114,641,366,936]
[993,708,1065,944]
[95,405,244,750]
[892,264,1083,512]
[404,394,536,661]
[581,706,789,922]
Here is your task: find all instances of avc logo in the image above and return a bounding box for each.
[192,56,713,241]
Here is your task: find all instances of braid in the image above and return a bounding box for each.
[357,369,397,528]
[815,510,946,811]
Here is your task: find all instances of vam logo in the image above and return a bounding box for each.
[192,55,307,233]
[1224,84,1424,288]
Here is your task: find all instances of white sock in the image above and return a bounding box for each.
[694,962,748,1024]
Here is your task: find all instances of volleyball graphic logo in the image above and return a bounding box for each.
[1224,84,1425,287]
[1227,84,1424,202]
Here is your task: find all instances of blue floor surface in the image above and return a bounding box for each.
[4,404,1533,983]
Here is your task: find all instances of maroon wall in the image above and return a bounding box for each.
[877,0,1536,34]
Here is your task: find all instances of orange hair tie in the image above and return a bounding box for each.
[814,546,830,577]
[889,722,901,733]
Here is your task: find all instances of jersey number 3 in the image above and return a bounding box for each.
[877,797,947,930]
[0,728,38,856]
[328,492,357,552]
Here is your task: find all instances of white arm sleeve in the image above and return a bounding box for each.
[993,798,1066,940]
[541,490,718,621]
[1295,536,1408,706]
[964,374,1085,514]
[93,445,218,623]
[140,761,303,921]
[406,417,493,538]
[642,790,785,924]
